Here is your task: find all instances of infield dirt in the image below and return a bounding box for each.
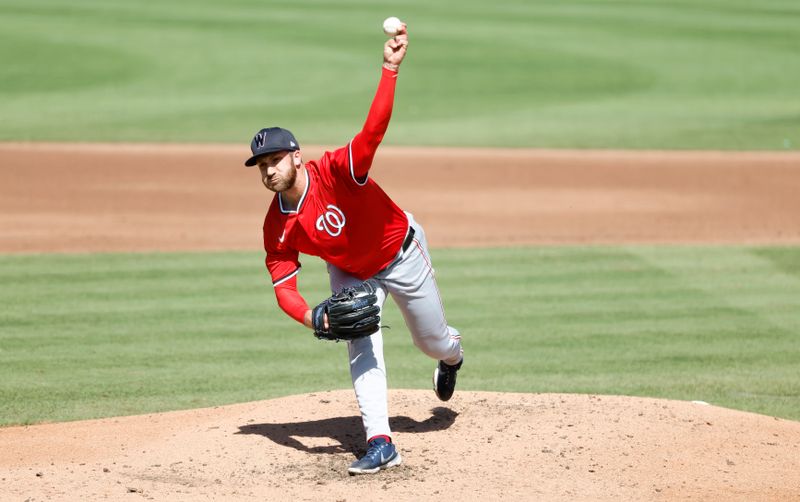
[1,143,799,253]
[1,144,799,500]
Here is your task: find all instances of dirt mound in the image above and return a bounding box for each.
[1,390,799,501]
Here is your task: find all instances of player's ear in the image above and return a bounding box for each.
[292,150,302,168]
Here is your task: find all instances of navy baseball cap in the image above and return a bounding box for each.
[245,127,300,166]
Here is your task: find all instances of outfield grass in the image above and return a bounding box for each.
[1,0,799,149]
[1,246,798,426]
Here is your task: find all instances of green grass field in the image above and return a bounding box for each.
[1,0,799,149]
[2,246,799,425]
[1,0,799,427]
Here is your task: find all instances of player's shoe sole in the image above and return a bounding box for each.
[433,358,463,402]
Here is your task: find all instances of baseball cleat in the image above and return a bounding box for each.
[433,358,463,402]
[348,436,402,475]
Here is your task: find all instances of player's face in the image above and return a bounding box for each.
[256,151,297,192]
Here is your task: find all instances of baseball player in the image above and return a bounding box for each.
[245,24,463,475]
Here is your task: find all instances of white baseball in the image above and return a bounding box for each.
[382,16,403,36]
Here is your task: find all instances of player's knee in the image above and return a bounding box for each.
[411,328,459,360]
[414,342,443,360]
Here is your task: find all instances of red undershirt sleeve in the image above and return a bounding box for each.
[348,67,398,181]
[274,275,309,324]
[266,252,309,324]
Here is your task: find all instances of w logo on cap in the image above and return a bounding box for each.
[254,132,267,148]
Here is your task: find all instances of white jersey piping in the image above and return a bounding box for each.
[279,168,311,214]
[273,266,300,287]
[349,141,369,186]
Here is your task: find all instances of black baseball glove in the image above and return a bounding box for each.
[312,279,382,342]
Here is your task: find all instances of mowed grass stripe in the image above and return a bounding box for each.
[437,246,800,419]
[0,0,798,148]
[1,246,799,426]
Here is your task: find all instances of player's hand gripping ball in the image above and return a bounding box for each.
[383,16,403,36]
[312,279,382,342]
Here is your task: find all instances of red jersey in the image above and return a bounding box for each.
[263,67,409,324]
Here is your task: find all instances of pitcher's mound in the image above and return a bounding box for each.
[1,390,799,501]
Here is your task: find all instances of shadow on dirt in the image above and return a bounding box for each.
[237,407,458,456]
